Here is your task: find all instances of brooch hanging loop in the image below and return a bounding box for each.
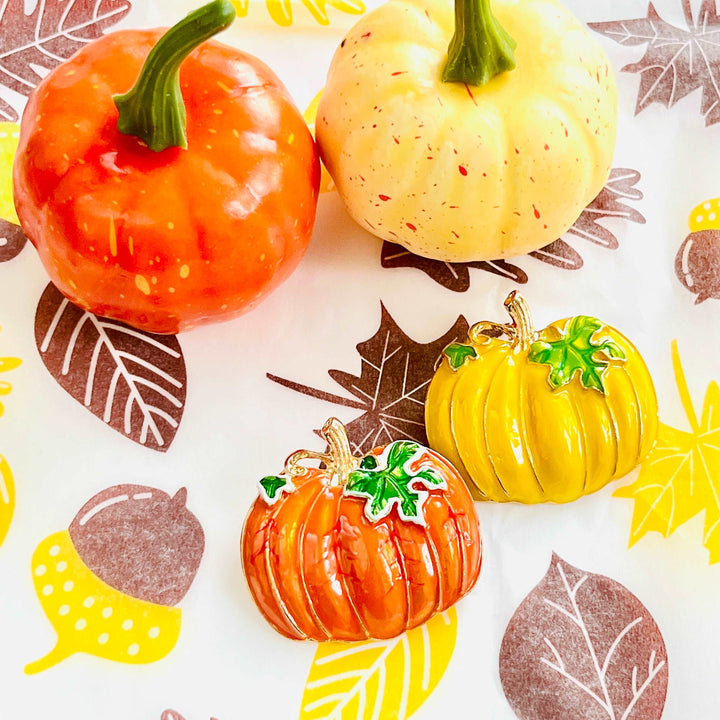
[282,418,360,485]
[284,449,333,478]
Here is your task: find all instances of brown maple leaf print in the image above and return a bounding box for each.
[590,0,720,126]
[381,168,645,290]
[267,305,469,453]
[0,0,131,120]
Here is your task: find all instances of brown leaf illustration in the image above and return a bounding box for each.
[529,239,584,270]
[380,242,528,290]
[268,305,469,453]
[0,0,131,116]
[380,168,644,290]
[590,0,720,125]
[0,97,17,123]
[34,283,186,452]
[500,553,668,720]
[0,219,27,262]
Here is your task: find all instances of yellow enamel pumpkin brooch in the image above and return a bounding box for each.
[425,292,658,503]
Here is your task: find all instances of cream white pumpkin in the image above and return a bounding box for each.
[316,0,617,262]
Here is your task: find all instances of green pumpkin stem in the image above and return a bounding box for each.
[114,0,236,152]
[442,0,516,86]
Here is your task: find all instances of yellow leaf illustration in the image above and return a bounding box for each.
[0,455,15,547]
[615,340,720,562]
[299,608,457,720]
[304,90,334,194]
[0,347,22,418]
[232,0,363,26]
[0,123,20,225]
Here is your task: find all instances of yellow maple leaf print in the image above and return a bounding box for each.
[232,0,364,27]
[299,608,457,719]
[615,340,720,562]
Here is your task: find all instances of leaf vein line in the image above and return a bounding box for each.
[540,658,611,713]
[115,352,184,389]
[0,6,128,59]
[305,642,398,719]
[103,366,122,423]
[40,297,70,353]
[557,562,615,719]
[600,617,642,678]
[100,322,182,358]
[126,375,183,408]
[88,314,165,445]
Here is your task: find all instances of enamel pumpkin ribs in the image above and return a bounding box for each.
[425,292,658,503]
[241,418,482,641]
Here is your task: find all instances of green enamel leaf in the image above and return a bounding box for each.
[344,441,446,525]
[528,316,626,394]
[259,475,293,504]
[444,342,478,370]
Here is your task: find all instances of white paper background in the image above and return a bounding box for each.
[0,0,719,717]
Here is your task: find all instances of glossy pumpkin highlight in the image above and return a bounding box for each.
[241,419,482,641]
[425,293,658,503]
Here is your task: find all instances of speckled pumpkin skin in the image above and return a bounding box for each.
[316,0,617,262]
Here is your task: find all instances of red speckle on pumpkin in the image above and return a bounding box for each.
[406,223,417,231]
[529,176,535,183]
[482,172,487,177]
[533,205,541,219]
[544,144,549,150]
[427,156,433,160]
[379,194,391,201]
[451,231,459,238]
[361,32,371,38]
[586,118,590,124]
[391,71,407,76]
[458,166,467,176]
[514,148,520,154]
[464,83,478,106]
[393,136,400,144]
[543,224,548,229]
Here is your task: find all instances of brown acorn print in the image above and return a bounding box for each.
[26,485,204,673]
[676,198,720,303]
[500,554,668,720]
[68,485,204,606]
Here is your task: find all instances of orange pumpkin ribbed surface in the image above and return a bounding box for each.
[241,418,482,641]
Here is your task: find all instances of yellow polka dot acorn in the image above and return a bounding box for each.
[26,485,204,674]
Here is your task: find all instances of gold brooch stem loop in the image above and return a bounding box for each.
[321,417,360,486]
[504,291,536,351]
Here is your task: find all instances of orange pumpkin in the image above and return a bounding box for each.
[241,418,482,641]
